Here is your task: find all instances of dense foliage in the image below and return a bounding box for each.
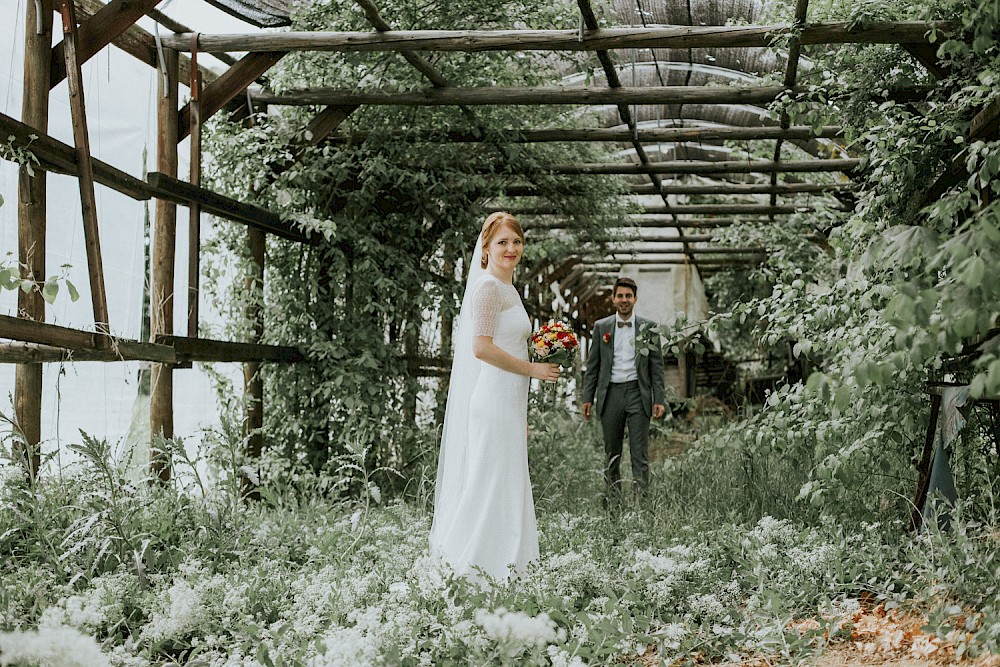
[2,412,998,666]
[665,0,1000,516]
[203,0,634,481]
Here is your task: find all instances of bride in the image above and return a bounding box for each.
[429,212,561,583]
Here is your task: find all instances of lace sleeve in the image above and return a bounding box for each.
[470,278,506,337]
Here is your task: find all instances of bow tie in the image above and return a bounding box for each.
[616,321,632,328]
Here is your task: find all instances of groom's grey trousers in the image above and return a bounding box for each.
[602,380,649,493]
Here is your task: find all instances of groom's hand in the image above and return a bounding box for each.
[652,403,666,419]
[582,402,592,420]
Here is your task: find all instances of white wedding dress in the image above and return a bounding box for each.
[430,273,539,583]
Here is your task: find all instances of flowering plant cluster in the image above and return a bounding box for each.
[530,320,579,368]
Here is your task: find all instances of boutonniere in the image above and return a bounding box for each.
[602,332,611,344]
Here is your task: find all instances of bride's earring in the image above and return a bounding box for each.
[481,253,488,269]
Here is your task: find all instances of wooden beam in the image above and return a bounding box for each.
[0,337,304,364]
[353,0,450,87]
[72,0,218,90]
[575,0,683,259]
[188,49,202,339]
[971,97,1000,141]
[146,173,315,244]
[902,44,950,80]
[585,258,762,266]
[59,0,111,336]
[0,111,151,200]
[178,52,286,140]
[150,47,178,481]
[0,315,176,363]
[770,0,810,207]
[305,105,361,145]
[609,247,767,255]
[541,158,861,175]
[155,336,304,363]
[505,204,812,215]
[0,114,311,241]
[253,85,800,107]
[525,217,749,229]
[50,0,163,87]
[242,228,265,498]
[163,22,957,53]
[502,181,851,196]
[15,0,53,479]
[327,125,846,144]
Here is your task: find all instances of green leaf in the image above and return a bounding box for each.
[41,281,58,304]
[66,280,80,302]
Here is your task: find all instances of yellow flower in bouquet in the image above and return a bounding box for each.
[529,320,579,369]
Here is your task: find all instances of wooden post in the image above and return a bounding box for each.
[188,35,202,339]
[58,0,111,337]
[242,229,265,499]
[15,0,52,479]
[150,48,178,481]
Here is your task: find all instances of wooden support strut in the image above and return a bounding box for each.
[150,47,178,482]
[59,0,111,338]
[242,228,266,499]
[50,0,163,87]
[188,32,202,340]
[177,50,286,141]
[15,0,52,479]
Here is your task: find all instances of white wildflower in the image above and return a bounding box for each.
[0,624,110,667]
[475,607,565,648]
[547,644,588,667]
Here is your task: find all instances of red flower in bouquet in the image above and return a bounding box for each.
[530,320,579,369]
[602,332,611,344]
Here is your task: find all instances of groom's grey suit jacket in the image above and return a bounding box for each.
[582,314,666,417]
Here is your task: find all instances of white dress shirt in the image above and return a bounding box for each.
[610,313,638,382]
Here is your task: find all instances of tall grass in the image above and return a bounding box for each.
[0,405,998,665]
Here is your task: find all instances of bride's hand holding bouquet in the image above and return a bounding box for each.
[529,321,579,378]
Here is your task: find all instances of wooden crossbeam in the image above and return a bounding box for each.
[609,247,767,255]
[584,258,762,266]
[0,314,176,363]
[59,0,111,337]
[162,22,956,53]
[326,125,846,144]
[146,173,315,244]
[525,218,748,229]
[178,52,286,140]
[508,203,811,214]
[155,336,304,363]
[252,85,799,107]
[0,334,305,364]
[1,111,151,199]
[50,0,162,87]
[502,181,851,196]
[541,158,861,175]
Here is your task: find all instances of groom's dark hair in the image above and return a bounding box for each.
[613,276,638,297]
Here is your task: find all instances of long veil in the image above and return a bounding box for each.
[429,233,485,550]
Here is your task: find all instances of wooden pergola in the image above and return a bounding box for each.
[2,0,963,482]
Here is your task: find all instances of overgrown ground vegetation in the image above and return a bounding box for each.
[2,408,999,666]
[3,0,1000,664]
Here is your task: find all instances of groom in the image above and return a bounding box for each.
[581,277,666,498]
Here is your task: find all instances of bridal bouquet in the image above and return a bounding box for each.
[530,320,579,368]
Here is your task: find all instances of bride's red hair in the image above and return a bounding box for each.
[480,212,524,269]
